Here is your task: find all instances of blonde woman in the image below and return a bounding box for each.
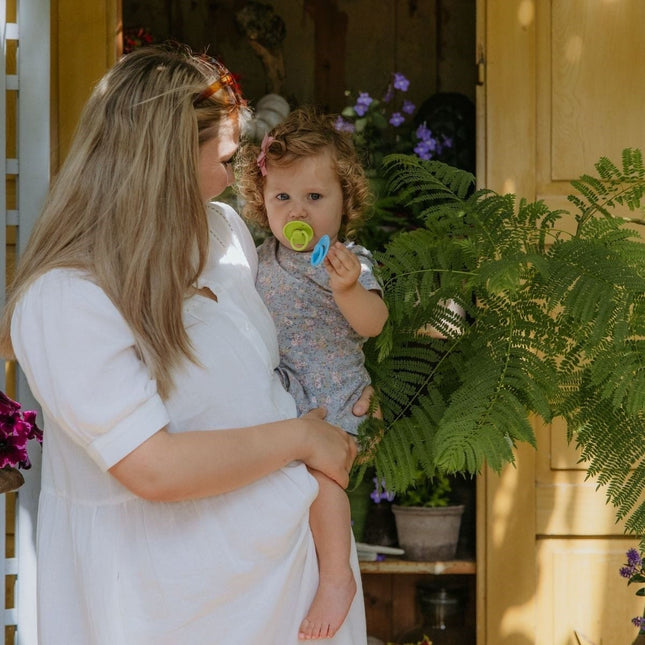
[0,46,368,644]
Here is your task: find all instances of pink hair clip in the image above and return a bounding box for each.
[256,134,275,177]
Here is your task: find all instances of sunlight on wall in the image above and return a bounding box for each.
[517,1,535,29]
[502,178,517,195]
[565,35,583,63]
[491,464,520,549]
[500,602,536,640]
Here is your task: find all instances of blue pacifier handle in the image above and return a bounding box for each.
[311,235,331,266]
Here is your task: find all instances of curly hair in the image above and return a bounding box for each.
[235,106,371,240]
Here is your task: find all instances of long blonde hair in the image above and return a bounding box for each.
[0,45,249,398]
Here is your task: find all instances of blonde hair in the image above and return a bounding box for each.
[235,106,371,240]
[0,45,250,398]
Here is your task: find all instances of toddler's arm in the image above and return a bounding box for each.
[324,242,388,338]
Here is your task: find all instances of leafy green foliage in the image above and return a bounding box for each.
[356,149,645,543]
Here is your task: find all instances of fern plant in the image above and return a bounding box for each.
[356,148,645,544]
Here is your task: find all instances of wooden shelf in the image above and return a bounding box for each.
[359,558,475,575]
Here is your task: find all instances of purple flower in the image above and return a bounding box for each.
[402,100,416,115]
[383,85,394,103]
[392,73,410,92]
[620,565,636,578]
[633,616,645,628]
[627,548,642,568]
[354,92,373,116]
[414,140,435,160]
[371,477,395,503]
[389,112,405,127]
[334,116,355,133]
[416,123,432,141]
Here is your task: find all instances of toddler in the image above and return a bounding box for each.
[236,106,388,640]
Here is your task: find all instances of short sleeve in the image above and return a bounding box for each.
[350,243,383,295]
[10,269,170,470]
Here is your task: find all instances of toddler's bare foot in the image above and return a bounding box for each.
[298,569,356,640]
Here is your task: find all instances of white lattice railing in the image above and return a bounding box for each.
[2,0,49,643]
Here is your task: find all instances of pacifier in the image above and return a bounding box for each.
[283,221,314,251]
[311,235,331,267]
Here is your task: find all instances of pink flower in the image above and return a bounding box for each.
[0,391,42,470]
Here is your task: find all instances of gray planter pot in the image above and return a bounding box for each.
[392,503,465,561]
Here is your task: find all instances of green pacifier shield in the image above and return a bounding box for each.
[283,221,314,251]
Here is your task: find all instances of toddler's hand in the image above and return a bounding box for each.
[324,242,361,292]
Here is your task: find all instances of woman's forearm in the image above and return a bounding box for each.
[109,411,355,502]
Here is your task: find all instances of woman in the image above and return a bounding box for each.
[0,46,366,643]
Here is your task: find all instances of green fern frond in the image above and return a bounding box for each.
[357,148,645,537]
[570,147,645,225]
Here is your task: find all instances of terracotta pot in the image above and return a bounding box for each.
[392,504,464,561]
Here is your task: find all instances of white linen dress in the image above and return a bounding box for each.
[10,202,367,645]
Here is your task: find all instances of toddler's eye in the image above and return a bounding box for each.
[309,193,322,201]
[277,193,289,201]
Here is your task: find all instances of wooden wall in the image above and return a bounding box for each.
[51,0,120,167]
[122,0,475,115]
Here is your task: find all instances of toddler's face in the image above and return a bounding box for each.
[262,148,343,251]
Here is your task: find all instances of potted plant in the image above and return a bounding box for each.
[353,147,645,558]
[0,390,42,493]
[390,471,464,561]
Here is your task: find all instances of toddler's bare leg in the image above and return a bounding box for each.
[298,469,357,641]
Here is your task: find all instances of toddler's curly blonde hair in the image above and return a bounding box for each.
[235,106,371,240]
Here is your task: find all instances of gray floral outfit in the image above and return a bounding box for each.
[256,237,382,435]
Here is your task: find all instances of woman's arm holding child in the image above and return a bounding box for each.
[325,242,389,338]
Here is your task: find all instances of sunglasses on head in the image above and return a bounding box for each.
[193,58,245,106]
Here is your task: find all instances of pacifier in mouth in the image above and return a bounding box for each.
[283,221,314,251]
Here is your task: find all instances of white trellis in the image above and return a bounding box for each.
[1,0,49,643]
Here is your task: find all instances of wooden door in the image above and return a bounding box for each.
[51,0,120,169]
[478,1,645,643]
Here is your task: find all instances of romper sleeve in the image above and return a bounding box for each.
[10,269,170,471]
[349,243,383,295]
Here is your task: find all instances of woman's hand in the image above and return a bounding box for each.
[352,384,381,418]
[352,385,384,464]
[300,408,357,488]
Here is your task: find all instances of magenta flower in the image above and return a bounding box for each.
[393,73,410,92]
[0,391,20,417]
[0,391,42,470]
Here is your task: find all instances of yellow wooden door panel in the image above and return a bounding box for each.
[550,1,645,181]
[537,0,645,196]
[536,539,642,645]
[535,419,638,536]
[481,1,645,643]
